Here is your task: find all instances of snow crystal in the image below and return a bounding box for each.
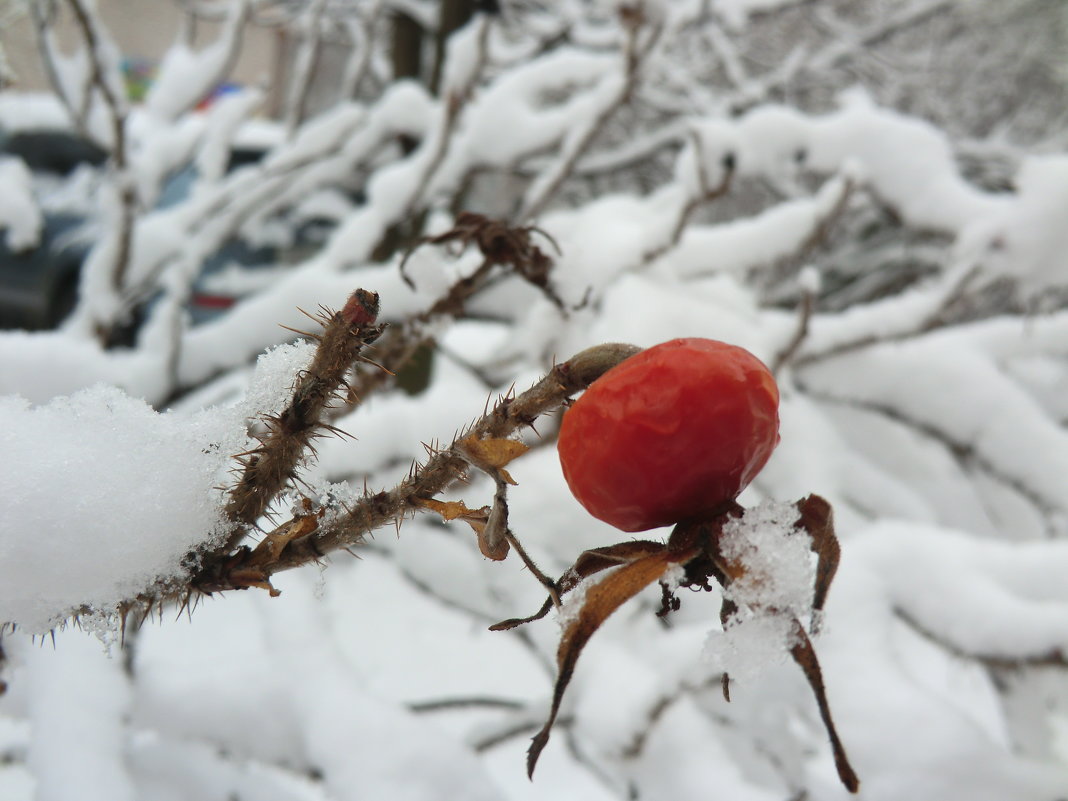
[719,500,815,614]
[702,501,814,684]
[704,614,795,685]
[239,339,317,421]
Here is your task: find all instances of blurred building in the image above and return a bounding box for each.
[0,0,335,118]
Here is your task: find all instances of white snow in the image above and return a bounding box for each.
[0,386,239,632]
[2,3,1068,800]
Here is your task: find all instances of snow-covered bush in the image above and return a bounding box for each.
[1,1,1067,799]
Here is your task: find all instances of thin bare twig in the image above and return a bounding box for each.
[339,1,383,100]
[772,275,817,375]
[283,0,327,136]
[62,0,136,303]
[803,387,1062,530]
[641,130,736,265]
[792,263,980,368]
[516,15,664,222]
[895,606,1068,670]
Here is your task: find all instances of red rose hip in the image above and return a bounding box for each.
[558,338,780,532]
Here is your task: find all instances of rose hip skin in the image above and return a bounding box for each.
[558,338,780,532]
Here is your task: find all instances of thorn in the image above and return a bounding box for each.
[319,423,356,440]
[356,355,394,375]
[296,306,321,325]
[278,323,322,340]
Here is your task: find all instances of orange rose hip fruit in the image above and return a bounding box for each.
[558,338,780,532]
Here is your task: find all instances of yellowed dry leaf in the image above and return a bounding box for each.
[250,513,320,565]
[414,497,496,541]
[456,434,529,479]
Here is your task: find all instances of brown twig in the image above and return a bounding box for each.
[772,274,817,376]
[516,14,663,222]
[641,131,736,265]
[60,0,137,323]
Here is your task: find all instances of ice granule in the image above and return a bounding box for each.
[719,499,815,614]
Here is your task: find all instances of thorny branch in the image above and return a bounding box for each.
[222,289,385,539]
[191,328,640,596]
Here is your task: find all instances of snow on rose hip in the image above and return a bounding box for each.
[557,337,780,531]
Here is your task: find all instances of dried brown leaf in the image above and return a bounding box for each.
[479,484,511,561]
[416,497,487,523]
[527,544,699,777]
[795,494,839,615]
[789,619,860,793]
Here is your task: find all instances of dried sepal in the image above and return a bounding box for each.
[789,619,860,792]
[506,497,859,793]
[526,543,701,777]
[795,493,839,620]
[400,212,566,310]
[479,480,511,560]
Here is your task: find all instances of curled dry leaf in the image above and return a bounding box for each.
[480,480,512,560]
[526,544,701,777]
[248,512,321,566]
[415,497,491,530]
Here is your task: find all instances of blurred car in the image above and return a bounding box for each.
[0,128,334,335]
[0,129,107,330]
